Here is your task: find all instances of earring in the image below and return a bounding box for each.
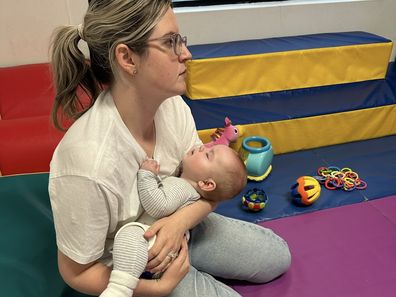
[132,69,137,76]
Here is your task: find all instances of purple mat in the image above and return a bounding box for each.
[232,196,396,297]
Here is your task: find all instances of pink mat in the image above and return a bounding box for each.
[232,196,396,297]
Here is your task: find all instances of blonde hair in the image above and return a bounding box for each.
[204,151,247,202]
[50,0,172,130]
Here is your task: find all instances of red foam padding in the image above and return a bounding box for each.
[0,116,64,175]
[0,63,55,120]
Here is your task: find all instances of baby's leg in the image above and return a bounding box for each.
[100,222,154,297]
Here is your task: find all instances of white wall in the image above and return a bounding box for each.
[0,0,395,67]
[0,0,87,67]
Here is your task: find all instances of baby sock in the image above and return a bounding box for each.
[100,270,139,297]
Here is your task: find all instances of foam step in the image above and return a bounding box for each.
[186,31,393,99]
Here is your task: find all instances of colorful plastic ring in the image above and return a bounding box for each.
[345,171,359,180]
[317,167,329,176]
[356,179,368,190]
[328,166,341,172]
[325,178,343,190]
[331,171,345,179]
[313,175,327,184]
[242,188,268,212]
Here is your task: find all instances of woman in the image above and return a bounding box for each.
[49,1,291,296]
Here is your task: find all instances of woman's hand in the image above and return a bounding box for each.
[134,238,190,297]
[144,215,186,273]
[144,199,216,273]
[156,238,190,294]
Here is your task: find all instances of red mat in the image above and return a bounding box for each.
[232,196,396,297]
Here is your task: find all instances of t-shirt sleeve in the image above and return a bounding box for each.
[49,175,115,264]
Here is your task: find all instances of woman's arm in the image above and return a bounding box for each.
[58,250,111,295]
[58,242,190,297]
[144,198,217,272]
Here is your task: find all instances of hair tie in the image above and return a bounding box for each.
[77,24,84,41]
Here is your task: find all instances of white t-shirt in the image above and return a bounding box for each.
[49,90,202,264]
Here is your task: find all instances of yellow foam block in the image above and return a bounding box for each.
[198,104,396,154]
[187,42,393,99]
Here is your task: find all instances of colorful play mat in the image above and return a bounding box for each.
[1,31,395,297]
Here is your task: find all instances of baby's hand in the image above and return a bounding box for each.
[141,159,160,175]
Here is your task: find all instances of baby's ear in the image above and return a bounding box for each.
[198,179,217,192]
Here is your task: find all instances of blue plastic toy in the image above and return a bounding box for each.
[240,136,273,181]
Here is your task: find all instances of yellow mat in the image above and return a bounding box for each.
[187,42,393,99]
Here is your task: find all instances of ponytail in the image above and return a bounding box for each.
[50,25,99,131]
[50,0,172,131]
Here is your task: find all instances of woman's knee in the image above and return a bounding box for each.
[251,227,292,283]
[190,213,291,283]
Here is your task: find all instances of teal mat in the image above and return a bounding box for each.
[0,174,88,297]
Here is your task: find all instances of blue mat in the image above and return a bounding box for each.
[184,62,396,130]
[215,135,396,223]
[188,31,390,59]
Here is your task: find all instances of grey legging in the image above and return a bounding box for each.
[169,212,291,297]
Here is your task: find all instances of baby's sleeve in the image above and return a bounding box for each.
[137,171,200,218]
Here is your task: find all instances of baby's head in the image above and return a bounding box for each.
[180,144,247,202]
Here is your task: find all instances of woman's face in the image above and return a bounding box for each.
[135,7,192,99]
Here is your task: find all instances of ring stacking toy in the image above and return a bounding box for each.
[291,176,321,206]
[315,166,367,191]
[241,136,273,181]
[242,188,268,211]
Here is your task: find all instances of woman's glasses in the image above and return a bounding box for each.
[147,33,187,57]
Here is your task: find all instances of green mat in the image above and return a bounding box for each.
[0,173,91,297]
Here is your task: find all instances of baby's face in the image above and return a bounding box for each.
[182,144,236,182]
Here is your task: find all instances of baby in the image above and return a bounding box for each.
[101,144,247,297]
